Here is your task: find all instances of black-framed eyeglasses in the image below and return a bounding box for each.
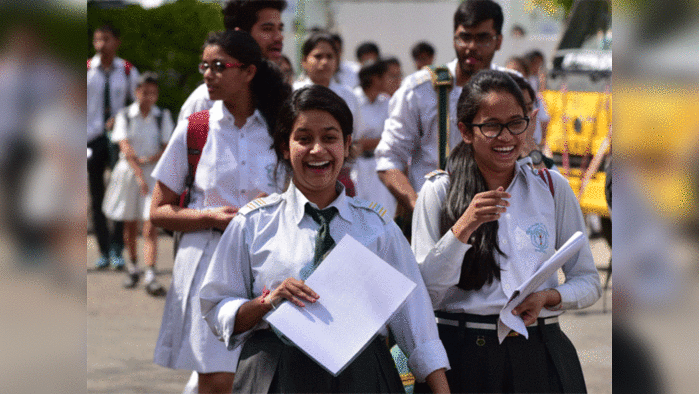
[198,60,244,74]
[454,32,498,48]
[465,117,530,139]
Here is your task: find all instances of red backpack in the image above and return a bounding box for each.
[180,110,210,207]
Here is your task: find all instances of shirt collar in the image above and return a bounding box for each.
[128,102,161,118]
[211,101,266,130]
[286,181,353,226]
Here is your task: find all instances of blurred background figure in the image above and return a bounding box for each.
[504,55,529,77]
[510,24,526,39]
[411,41,435,71]
[0,20,63,268]
[87,24,140,272]
[279,53,295,85]
[383,56,403,97]
[355,40,380,65]
[351,59,397,219]
[524,49,545,92]
[331,32,360,88]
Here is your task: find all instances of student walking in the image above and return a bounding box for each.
[103,72,173,295]
[412,70,601,393]
[149,30,290,393]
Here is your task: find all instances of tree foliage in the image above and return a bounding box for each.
[88,0,224,117]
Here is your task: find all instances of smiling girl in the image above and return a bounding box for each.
[200,85,450,393]
[412,70,601,393]
[149,30,290,393]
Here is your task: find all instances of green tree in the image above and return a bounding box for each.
[88,0,224,118]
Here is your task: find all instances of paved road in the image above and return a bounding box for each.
[87,233,611,393]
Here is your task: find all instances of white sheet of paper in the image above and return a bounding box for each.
[264,234,417,376]
[497,231,586,343]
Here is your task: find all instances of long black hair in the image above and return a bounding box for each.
[441,69,527,290]
[204,30,291,136]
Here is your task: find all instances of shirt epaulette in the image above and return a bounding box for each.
[403,69,433,91]
[424,169,448,180]
[350,198,391,224]
[238,194,282,216]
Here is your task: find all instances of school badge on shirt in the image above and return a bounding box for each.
[526,223,549,253]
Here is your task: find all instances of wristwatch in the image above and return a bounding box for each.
[529,149,544,165]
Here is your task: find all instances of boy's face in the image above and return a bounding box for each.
[93,30,120,58]
[136,83,158,110]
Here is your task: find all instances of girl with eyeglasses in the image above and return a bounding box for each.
[412,70,601,393]
[149,30,290,393]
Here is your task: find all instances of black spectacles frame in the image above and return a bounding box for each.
[465,117,530,139]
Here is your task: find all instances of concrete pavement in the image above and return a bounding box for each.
[87,233,611,393]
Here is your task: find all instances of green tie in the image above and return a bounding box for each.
[300,203,339,280]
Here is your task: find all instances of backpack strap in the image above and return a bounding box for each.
[538,168,555,197]
[87,58,92,70]
[426,65,453,170]
[180,110,210,207]
[123,60,133,76]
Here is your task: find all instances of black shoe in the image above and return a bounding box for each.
[123,272,140,289]
[145,281,166,297]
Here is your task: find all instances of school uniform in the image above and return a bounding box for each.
[412,162,602,393]
[151,101,284,373]
[102,103,173,221]
[176,83,213,123]
[350,87,397,219]
[199,181,450,393]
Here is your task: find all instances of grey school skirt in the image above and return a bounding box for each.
[233,329,405,393]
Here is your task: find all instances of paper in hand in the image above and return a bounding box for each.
[497,231,586,343]
[264,235,417,376]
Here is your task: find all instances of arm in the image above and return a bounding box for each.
[425,369,450,394]
[382,223,450,384]
[375,84,421,212]
[378,169,418,212]
[551,172,602,310]
[150,180,237,232]
[412,176,510,307]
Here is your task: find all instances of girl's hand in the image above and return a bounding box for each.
[451,186,511,243]
[264,278,319,308]
[512,289,561,326]
[208,206,239,231]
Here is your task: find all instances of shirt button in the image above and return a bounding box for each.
[504,284,511,291]
[240,133,244,138]
[241,189,246,194]
[241,161,246,165]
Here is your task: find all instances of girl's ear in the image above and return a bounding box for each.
[244,64,257,84]
[282,142,290,160]
[344,135,352,158]
[459,122,473,144]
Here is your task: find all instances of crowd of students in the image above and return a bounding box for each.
[87,0,602,393]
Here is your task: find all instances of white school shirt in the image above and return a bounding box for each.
[177,83,213,123]
[199,182,450,382]
[151,101,282,210]
[334,60,360,88]
[375,60,513,193]
[111,102,173,158]
[412,162,601,316]
[87,55,140,143]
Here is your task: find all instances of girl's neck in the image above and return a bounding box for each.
[311,76,331,88]
[364,86,380,103]
[480,164,516,191]
[139,103,151,118]
[296,181,338,210]
[224,89,255,128]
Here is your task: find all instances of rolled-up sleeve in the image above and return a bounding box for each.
[382,223,450,382]
[375,85,420,173]
[550,172,602,310]
[412,176,470,307]
[200,215,254,350]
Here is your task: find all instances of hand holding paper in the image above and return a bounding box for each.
[497,231,585,343]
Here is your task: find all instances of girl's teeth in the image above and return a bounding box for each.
[494,147,513,152]
[308,161,329,167]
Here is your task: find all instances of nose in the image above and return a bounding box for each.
[310,140,324,154]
